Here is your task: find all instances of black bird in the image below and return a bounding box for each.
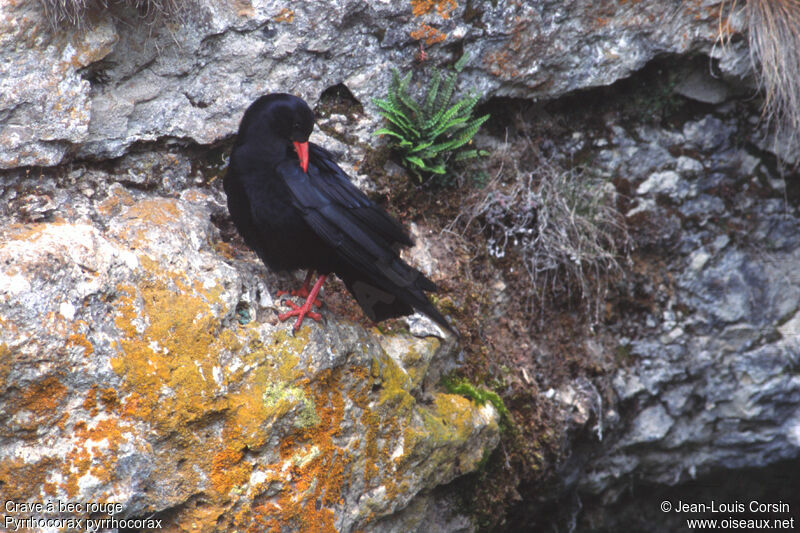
[224,93,454,335]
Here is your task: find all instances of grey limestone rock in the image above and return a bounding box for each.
[2,0,740,168]
[0,178,499,531]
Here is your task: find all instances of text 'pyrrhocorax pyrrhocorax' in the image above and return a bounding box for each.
[223,93,454,335]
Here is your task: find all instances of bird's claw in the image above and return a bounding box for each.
[279,300,322,331]
[277,275,328,331]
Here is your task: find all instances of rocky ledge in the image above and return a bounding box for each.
[0,182,499,532]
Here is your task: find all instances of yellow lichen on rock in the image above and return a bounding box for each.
[410,0,457,19]
[0,342,10,390]
[106,263,497,530]
[0,198,499,532]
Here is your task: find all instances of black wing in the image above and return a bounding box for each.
[308,143,413,248]
[276,158,453,333]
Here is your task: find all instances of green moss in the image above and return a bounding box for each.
[442,377,511,429]
[476,444,493,471]
[615,343,633,364]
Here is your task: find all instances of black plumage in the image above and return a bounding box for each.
[224,93,454,334]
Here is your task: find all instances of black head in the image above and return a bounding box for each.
[236,93,315,145]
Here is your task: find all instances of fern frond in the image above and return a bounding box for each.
[409,139,435,153]
[454,51,470,73]
[397,72,421,117]
[373,53,490,186]
[373,99,420,136]
[386,69,402,110]
[428,99,473,137]
[453,149,479,161]
[406,155,426,168]
[423,69,441,118]
[435,71,457,119]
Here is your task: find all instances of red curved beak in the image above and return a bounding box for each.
[293,141,309,173]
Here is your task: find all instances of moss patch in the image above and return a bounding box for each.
[443,376,511,428]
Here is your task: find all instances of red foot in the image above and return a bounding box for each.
[276,271,321,307]
[277,289,321,306]
[278,275,327,331]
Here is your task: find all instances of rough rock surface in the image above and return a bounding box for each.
[528,70,800,528]
[3,0,800,530]
[2,0,742,167]
[0,181,499,531]
[591,112,800,497]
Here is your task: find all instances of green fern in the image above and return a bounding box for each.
[373,55,490,186]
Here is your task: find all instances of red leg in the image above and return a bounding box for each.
[276,271,321,306]
[295,271,315,298]
[278,275,327,331]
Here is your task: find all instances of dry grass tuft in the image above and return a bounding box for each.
[721,0,800,151]
[37,0,184,28]
[453,138,630,325]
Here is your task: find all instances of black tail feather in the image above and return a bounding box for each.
[341,274,456,336]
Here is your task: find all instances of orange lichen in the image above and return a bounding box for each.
[595,16,610,27]
[251,367,350,532]
[485,49,521,79]
[214,240,237,260]
[19,376,67,419]
[82,386,119,417]
[59,416,132,498]
[0,342,11,390]
[111,274,227,434]
[120,390,146,419]
[211,447,250,496]
[362,411,381,485]
[0,456,59,501]
[62,447,91,498]
[274,8,294,23]
[106,247,328,529]
[410,24,447,45]
[66,332,94,356]
[0,199,497,529]
[83,386,99,416]
[124,198,181,223]
[43,480,58,496]
[411,0,456,18]
[409,0,454,45]
[361,355,414,502]
[97,186,134,216]
[99,387,118,408]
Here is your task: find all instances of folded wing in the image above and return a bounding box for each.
[276,158,453,333]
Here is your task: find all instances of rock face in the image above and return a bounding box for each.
[529,66,800,529]
[585,111,800,498]
[3,0,800,530]
[0,181,499,531]
[2,0,739,167]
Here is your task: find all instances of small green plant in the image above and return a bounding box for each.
[443,376,511,430]
[373,54,490,185]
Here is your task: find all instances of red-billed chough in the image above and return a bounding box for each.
[224,93,455,335]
